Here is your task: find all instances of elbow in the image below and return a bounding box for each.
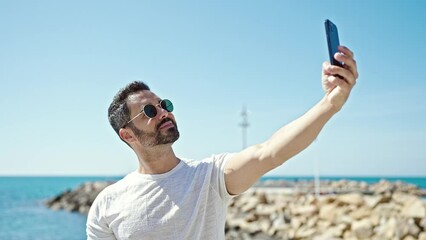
[268,154,288,170]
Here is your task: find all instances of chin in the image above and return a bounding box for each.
[159,131,180,145]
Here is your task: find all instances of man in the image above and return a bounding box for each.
[87,45,358,239]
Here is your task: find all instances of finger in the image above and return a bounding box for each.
[334,52,359,79]
[338,45,354,58]
[326,64,356,86]
[322,61,332,75]
[328,75,350,90]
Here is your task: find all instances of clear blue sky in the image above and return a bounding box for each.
[1,0,425,176]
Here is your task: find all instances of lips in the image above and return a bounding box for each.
[159,120,174,129]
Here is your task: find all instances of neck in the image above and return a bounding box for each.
[134,144,180,174]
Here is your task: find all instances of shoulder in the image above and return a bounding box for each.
[181,153,235,169]
[93,173,135,201]
[206,152,237,168]
[88,173,137,215]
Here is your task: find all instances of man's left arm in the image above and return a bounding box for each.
[224,46,358,195]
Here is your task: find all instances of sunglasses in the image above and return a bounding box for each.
[125,99,174,126]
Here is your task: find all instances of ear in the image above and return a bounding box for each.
[119,128,137,144]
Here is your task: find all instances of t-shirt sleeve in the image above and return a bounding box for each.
[86,190,116,240]
[211,152,237,201]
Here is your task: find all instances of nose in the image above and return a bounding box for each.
[157,106,169,119]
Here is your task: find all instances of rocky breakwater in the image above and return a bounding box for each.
[45,179,426,239]
[226,180,426,240]
[45,181,113,214]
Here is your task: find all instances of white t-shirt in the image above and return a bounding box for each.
[86,153,235,240]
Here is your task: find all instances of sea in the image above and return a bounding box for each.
[0,176,425,240]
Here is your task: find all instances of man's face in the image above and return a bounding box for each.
[126,90,179,147]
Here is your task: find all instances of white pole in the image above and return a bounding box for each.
[239,105,249,150]
[314,138,320,199]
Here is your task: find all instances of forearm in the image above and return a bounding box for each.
[265,96,338,166]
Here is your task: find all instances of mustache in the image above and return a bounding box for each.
[157,118,176,130]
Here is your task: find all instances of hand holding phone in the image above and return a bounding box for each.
[322,20,359,111]
[325,19,343,67]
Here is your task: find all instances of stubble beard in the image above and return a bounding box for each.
[130,119,180,147]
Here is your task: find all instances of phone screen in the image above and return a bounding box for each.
[325,19,343,67]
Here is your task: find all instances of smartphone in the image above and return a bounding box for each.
[325,19,343,67]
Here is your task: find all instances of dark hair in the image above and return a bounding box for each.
[108,81,150,137]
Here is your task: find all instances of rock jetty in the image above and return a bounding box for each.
[45,181,113,214]
[45,179,426,239]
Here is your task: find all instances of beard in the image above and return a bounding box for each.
[129,118,180,147]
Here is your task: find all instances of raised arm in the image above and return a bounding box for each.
[224,46,358,195]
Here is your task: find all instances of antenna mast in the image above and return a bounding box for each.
[239,105,249,149]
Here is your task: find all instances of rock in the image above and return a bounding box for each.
[64,203,78,212]
[250,231,274,240]
[45,178,426,240]
[351,219,373,239]
[49,202,62,211]
[240,221,262,234]
[267,217,286,237]
[359,181,369,190]
[306,216,319,229]
[319,204,337,222]
[343,231,358,240]
[319,204,349,224]
[320,223,348,238]
[306,194,317,205]
[230,193,248,209]
[318,195,336,205]
[247,212,259,222]
[295,226,316,239]
[369,213,380,226]
[419,189,426,196]
[316,220,332,232]
[225,229,240,239]
[45,181,113,214]
[337,193,364,206]
[79,205,91,214]
[241,197,259,213]
[339,214,353,225]
[255,191,268,204]
[401,197,426,219]
[290,217,303,230]
[292,204,318,217]
[349,206,372,220]
[257,218,271,234]
[373,202,401,218]
[255,204,277,217]
[397,218,421,239]
[404,235,417,240]
[375,217,397,239]
[392,193,418,205]
[364,195,387,208]
[419,218,426,230]
[227,217,247,229]
[287,228,296,239]
[313,236,343,240]
[371,180,396,194]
